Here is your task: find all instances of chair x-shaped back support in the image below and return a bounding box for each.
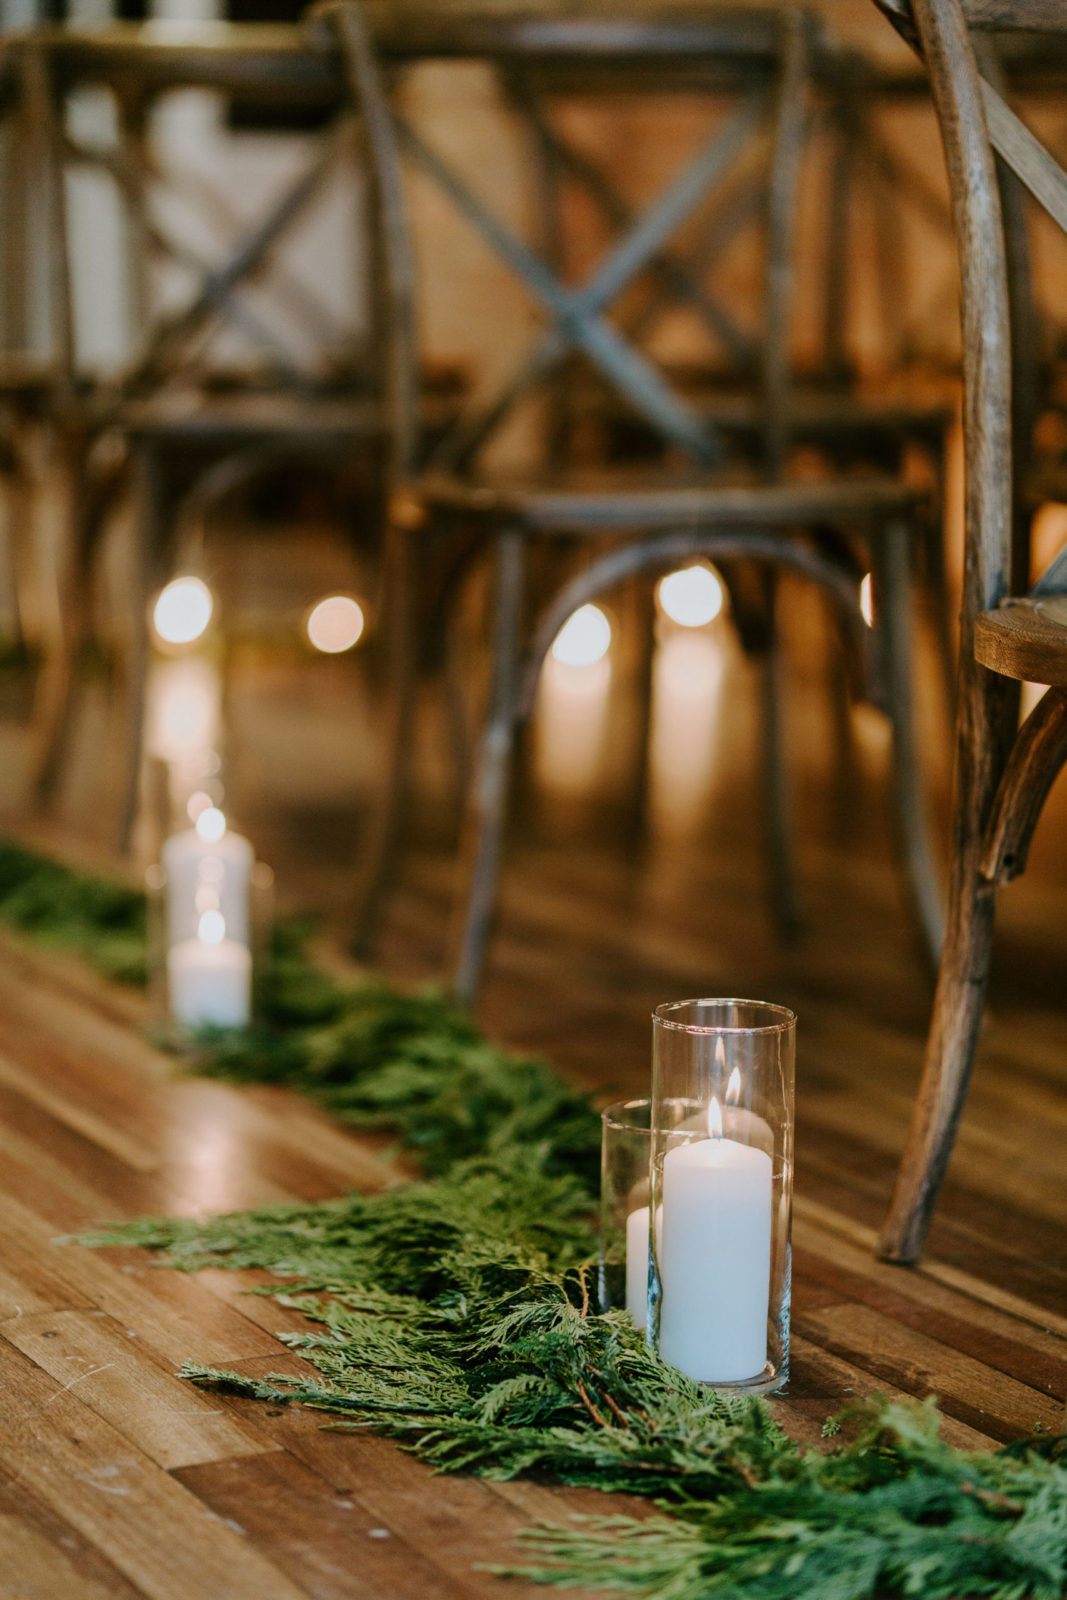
[392,65,784,472]
[18,33,354,423]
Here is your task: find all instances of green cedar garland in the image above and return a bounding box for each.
[1,836,1065,1600]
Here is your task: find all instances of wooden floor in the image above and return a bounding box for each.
[0,522,1065,1598]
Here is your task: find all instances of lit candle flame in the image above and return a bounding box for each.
[195,806,227,844]
[708,1095,723,1139]
[726,1066,742,1106]
[198,909,226,946]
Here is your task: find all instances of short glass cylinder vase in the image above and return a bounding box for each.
[599,1098,693,1329]
[649,998,795,1396]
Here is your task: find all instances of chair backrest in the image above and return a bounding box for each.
[323,0,816,481]
[6,22,387,422]
[876,0,1067,624]
[312,0,418,480]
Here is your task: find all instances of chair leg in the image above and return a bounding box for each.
[446,527,526,1008]
[758,574,802,944]
[116,441,174,857]
[32,430,96,807]
[872,519,944,972]
[348,517,419,957]
[877,641,1014,1264]
[877,854,996,1263]
[621,578,656,850]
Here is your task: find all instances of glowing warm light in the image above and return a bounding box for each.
[707,1095,724,1140]
[195,806,227,844]
[186,790,214,823]
[657,564,724,627]
[649,632,726,835]
[152,576,213,646]
[726,1066,742,1106]
[859,572,874,628]
[533,653,612,796]
[145,658,220,764]
[198,909,226,945]
[550,604,612,667]
[195,883,220,914]
[306,594,366,654]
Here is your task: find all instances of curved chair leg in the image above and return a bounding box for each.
[980,686,1067,884]
[877,655,1015,1264]
[872,518,944,972]
[878,849,996,1263]
[446,527,526,1008]
[348,516,419,957]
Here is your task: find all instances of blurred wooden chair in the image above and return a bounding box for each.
[8,22,465,848]
[872,0,1067,1263]
[328,0,944,1005]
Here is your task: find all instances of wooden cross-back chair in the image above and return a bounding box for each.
[326,0,944,1006]
[871,0,1067,1263]
[8,22,464,847]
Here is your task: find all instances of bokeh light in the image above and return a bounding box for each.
[657,564,725,628]
[550,604,612,667]
[859,572,874,628]
[152,577,214,647]
[306,595,365,654]
[195,806,227,844]
[186,790,214,824]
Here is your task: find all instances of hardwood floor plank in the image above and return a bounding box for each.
[0,1342,312,1600]
[203,1369,609,1600]
[174,1450,478,1600]
[786,1335,999,1450]
[793,1226,1067,1398]
[0,1509,140,1600]
[3,1310,274,1472]
[795,1302,1064,1443]
[0,1194,287,1368]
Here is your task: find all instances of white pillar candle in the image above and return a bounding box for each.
[167,912,252,1029]
[626,1206,650,1329]
[162,808,253,949]
[624,1206,663,1331]
[658,1103,773,1384]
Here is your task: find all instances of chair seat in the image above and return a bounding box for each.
[0,354,62,401]
[586,367,954,449]
[697,389,954,447]
[406,466,930,536]
[974,596,1067,686]
[119,384,459,445]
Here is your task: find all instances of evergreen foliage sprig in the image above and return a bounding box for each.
[2,835,1065,1599]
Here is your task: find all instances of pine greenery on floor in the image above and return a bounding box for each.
[0,837,1065,1600]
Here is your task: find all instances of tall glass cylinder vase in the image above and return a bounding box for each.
[649,999,795,1395]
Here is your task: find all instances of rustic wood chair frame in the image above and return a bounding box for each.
[872,0,1067,1263]
[326,0,944,1006]
[5,23,441,850]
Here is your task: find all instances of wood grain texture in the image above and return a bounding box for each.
[974,602,1067,687]
[980,687,1067,882]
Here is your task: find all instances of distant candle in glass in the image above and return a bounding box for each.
[161,807,253,949]
[167,910,251,1030]
[658,1095,773,1384]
